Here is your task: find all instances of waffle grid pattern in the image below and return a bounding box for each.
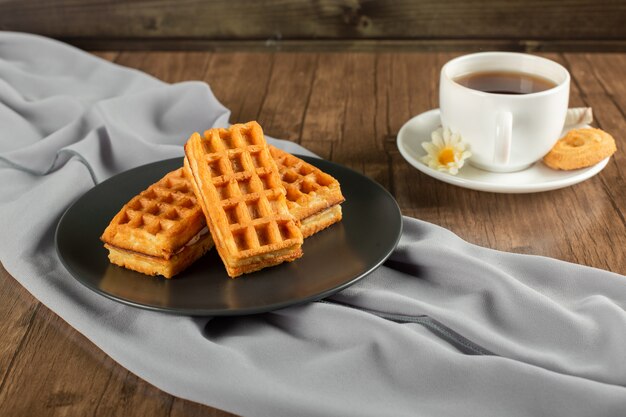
[116,171,196,235]
[187,122,302,261]
[270,146,345,220]
[101,168,204,258]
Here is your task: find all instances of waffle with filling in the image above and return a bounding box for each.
[101,168,214,278]
[269,146,344,238]
[184,122,303,278]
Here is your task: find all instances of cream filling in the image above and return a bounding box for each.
[174,226,210,255]
[230,244,302,267]
[301,205,342,227]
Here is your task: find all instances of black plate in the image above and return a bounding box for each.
[55,156,402,316]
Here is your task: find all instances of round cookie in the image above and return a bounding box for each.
[543,128,617,170]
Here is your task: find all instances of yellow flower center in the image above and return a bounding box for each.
[438,147,455,165]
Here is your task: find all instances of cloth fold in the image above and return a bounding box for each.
[1,32,625,417]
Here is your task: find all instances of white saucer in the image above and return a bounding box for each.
[396,109,610,193]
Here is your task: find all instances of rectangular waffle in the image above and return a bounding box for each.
[101,168,214,278]
[269,146,345,238]
[184,121,304,278]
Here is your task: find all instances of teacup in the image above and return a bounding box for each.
[439,52,570,172]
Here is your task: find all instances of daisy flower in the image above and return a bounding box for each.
[421,127,471,175]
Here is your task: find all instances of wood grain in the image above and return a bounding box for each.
[0,266,39,394]
[1,0,625,42]
[0,50,624,417]
[54,39,626,53]
[115,51,212,83]
[256,53,318,142]
[202,53,274,124]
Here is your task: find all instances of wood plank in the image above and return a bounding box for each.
[92,365,173,417]
[0,306,113,415]
[299,53,389,185]
[60,38,626,53]
[388,52,441,134]
[202,53,274,124]
[575,53,626,116]
[256,53,318,142]
[115,51,211,83]
[90,51,120,62]
[170,399,238,417]
[562,53,607,96]
[0,304,189,416]
[1,0,624,41]
[578,94,626,223]
[295,140,333,159]
[300,54,350,146]
[387,54,469,235]
[332,53,389,186]
[562,53,626,226]
[0,265,39,392]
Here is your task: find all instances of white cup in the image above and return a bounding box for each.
[439,52,570,172]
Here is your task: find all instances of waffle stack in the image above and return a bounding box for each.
[184,122,304,277]
[102,122,345,278]
[100,168,214,278]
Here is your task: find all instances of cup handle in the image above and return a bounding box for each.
[494,111,512,165]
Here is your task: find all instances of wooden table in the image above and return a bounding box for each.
[1,51,624,416]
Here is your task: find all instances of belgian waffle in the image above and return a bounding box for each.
[270,146,345,238]
[184,121,303,277]
[101,168,214,278]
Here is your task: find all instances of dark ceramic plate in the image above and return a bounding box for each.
[55,156,402,316]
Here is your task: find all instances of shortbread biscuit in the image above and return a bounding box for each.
[543,128,617,170]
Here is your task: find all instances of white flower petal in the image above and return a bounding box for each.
[422,127,472,175]
[442,128,451,143]
[433,129,445,147]
[422,142,436,153]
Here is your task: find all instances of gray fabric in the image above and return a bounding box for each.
[1,32,625,417]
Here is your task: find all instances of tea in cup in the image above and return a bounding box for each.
[439,52,570,172]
